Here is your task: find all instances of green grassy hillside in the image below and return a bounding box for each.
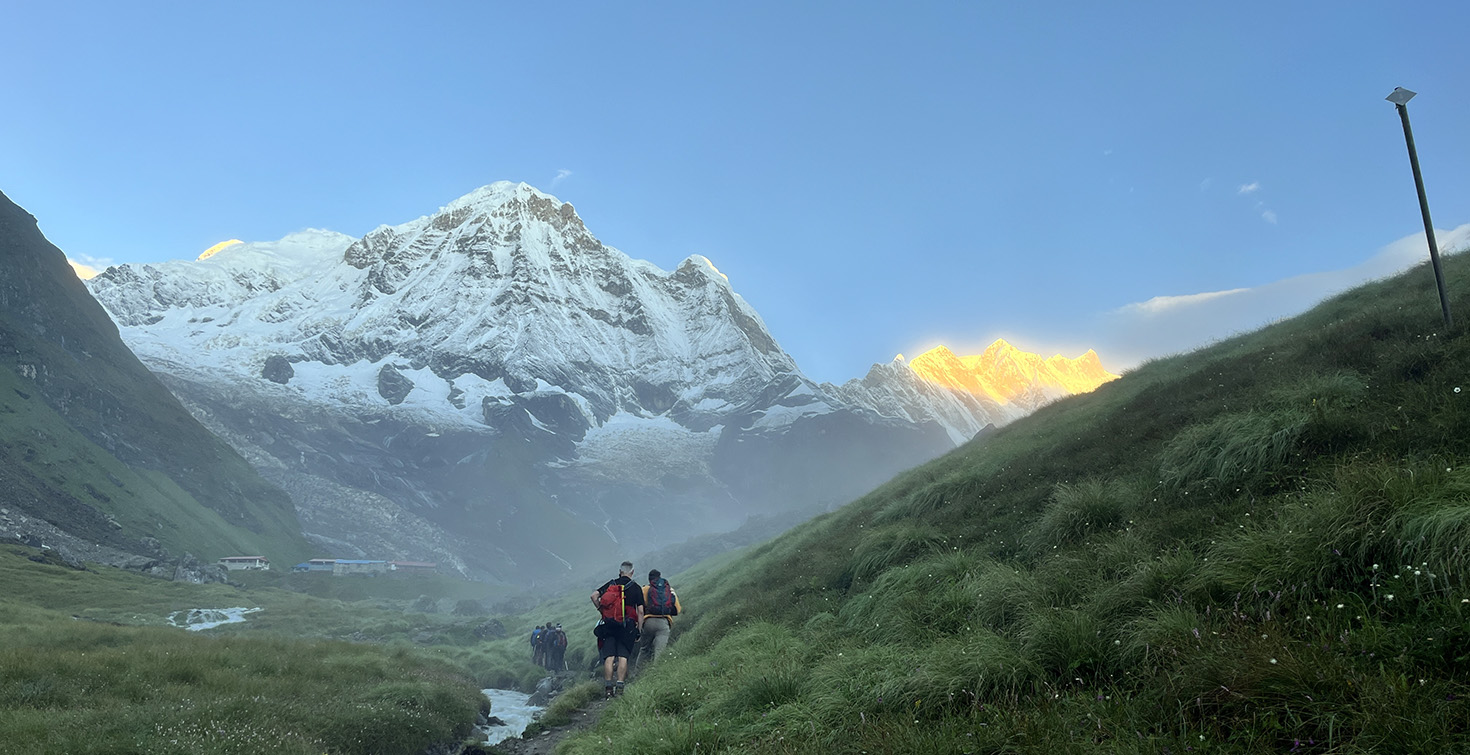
[0,366,307,565]
[562,255,1470,754]
[0,190,309,566]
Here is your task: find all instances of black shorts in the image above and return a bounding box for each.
[597,623,636,660]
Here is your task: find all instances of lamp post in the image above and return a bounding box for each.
[1386,87,1452,329]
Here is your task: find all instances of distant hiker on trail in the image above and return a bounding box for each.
[539,622,556,668]
[549,623,567,671]
[530,624,545,667]
[591,560,644,698]
[640,569,682,664]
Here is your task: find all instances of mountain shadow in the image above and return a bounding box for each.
[0,190,307,568]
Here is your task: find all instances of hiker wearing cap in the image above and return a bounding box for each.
[591,561,644,697]
[640,569,682,664]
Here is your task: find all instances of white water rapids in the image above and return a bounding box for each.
[167,607,262,631]
[482,688,542,745]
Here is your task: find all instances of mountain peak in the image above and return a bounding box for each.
[423,182,586,234]
[676,254,731,284]
[981,338,1021,356]
[912,345,960,362]
[908,340,1118,408]
[441,181,545,213]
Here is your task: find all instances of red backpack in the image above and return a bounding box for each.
[597,582,626,621]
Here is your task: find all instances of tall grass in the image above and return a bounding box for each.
[552,253,1470,752]
[0,601,486,755]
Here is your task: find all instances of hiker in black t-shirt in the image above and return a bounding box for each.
[591,560,644,697]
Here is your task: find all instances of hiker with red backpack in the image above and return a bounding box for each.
[590,560,644,698]
[640,569,682,664]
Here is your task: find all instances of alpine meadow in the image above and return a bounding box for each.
[4,200,1469,754]
[540,251,1470,754]
[9,4,1470,754]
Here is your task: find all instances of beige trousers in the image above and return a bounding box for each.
[640,616,672,661]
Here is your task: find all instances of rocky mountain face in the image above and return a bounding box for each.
[0,189,308,572]
[85,182,1111,587]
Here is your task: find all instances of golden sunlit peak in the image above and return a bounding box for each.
[68,259,101,280]
[907,340,1120,405]
[198,239,244,261]
[912,345,960,362]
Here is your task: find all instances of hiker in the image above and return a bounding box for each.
[530,624,545,667]
[539,623,555,668]
[591,560,644,697]
[549,623,567,671]
[640,569,682,664]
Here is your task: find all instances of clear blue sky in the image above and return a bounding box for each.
[5,2,1468,382]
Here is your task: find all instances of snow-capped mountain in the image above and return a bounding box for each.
[85,182,1111,585]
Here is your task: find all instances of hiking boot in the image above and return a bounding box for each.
[604,684,615,699]
[614,681,626,696]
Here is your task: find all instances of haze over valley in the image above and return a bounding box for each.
[74,182,1117,585]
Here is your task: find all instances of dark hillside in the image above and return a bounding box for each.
[566,252,1470,754]
[0,190,307,564]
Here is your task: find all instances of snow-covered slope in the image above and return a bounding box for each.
[86,182,1108,585]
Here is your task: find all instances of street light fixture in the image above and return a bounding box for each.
[1386,87,1453,329]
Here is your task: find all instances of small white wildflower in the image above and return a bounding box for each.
[1269,658,1278,664]
[1387,594,1395,601]
[1337,604,1344,609]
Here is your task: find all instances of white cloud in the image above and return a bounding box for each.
[1262,210,1278,224]
[1120,288,1252,316]
[1238,182,1260,194]
[1199,178,1213,192]
[1091,223,1470,369]
[551,169,572,188]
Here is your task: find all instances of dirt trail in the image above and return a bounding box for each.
[489,696,609,755]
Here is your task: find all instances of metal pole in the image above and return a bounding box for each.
[1395,102,1453,329]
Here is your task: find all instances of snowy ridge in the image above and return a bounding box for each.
[91,182,809,432]
[84,181,1103,583]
